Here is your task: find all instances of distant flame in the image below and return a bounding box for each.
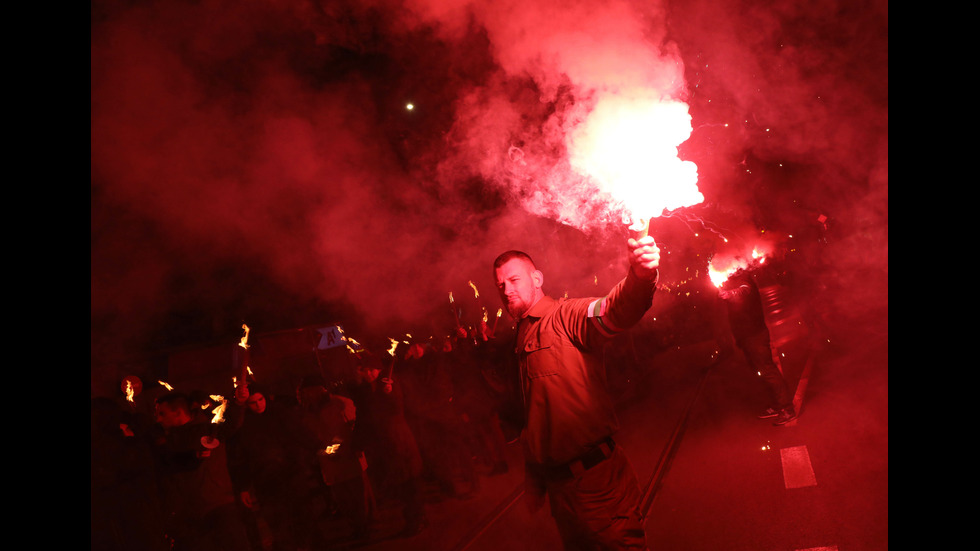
[708,262,739,288]
[387,338,399,357]
[209,395,227,424]
[325,443,341,455]
[158,380,174,391]
[708,244,771,288]
[468,281,480,299]
[449,291,454,303]
[124,380,135,403]
[239,323,250,350]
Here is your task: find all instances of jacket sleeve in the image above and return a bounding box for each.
[587,268,657,337]
[558,268,656,352]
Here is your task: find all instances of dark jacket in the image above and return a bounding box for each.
[515,268,656,467]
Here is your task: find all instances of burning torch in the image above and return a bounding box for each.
[200,394,227,454]
[449,291,461,330]
[568,93,702,241]
[237,323,251,392]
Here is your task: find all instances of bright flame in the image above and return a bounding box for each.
[709,241,773,288]
[124,380,135,403]
[482,308,489,323]
[568,92,702,223]
[387,338,399,357]
[325,443,341,455]
[158,380,174,391]
[209,395,227,424]
[468,281,480,299]
[496,308,502,318]
[239,323,250,350]
[708,261,740,288]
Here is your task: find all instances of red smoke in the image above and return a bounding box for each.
[91,0,886,371]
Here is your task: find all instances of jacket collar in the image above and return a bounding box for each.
[523,295,558,319]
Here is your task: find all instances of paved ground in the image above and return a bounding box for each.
[313,294,887,551]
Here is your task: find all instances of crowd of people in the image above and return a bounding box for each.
[91,323,519,551]
[93,235,802,551]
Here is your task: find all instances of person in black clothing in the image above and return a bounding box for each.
[295,375,374,543]
[718,268,798,425]
[92,396,170,551]
[349,352,428,537]
[151,388,253,551]
[229,385,317,551]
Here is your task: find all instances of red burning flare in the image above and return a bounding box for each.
[568,92,702,230]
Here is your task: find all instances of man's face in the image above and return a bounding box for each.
[246,393,267,414]
[357,366,381,384]
[495,258,543,319]
[154,403,186,429]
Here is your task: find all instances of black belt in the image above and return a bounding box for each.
[528,437,616,481]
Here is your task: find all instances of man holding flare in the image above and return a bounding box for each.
[493,232,660,550]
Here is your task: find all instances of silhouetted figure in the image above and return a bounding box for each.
[718,268,797,425]
[229,385,317,551]
[400,340,479,499]
[349,353,428,537]
[92,397,170,551]
[492,233,660,551]
[295,376,374,543]
[452,334,509,475]
[151,389,252,551]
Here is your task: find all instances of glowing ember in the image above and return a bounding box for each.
[568,92,702,225]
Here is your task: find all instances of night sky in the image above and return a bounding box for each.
[91,0,887,380]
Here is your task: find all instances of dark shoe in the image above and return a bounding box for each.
[773,407,798,426]
[758,406,780,419]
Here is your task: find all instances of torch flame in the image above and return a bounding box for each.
[239,323,250,350]
[468,281,480,299]
[209,395,227,424]
[158,380,174,392]
[449,291,454,303]
[124,380,135,403]
[708,262,739,288]
[387,338,399,357]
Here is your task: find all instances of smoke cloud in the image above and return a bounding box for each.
[91,0,886,372]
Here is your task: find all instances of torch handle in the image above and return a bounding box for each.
[631,218,650,240]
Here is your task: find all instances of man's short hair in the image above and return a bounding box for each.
[493,250,536,271]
